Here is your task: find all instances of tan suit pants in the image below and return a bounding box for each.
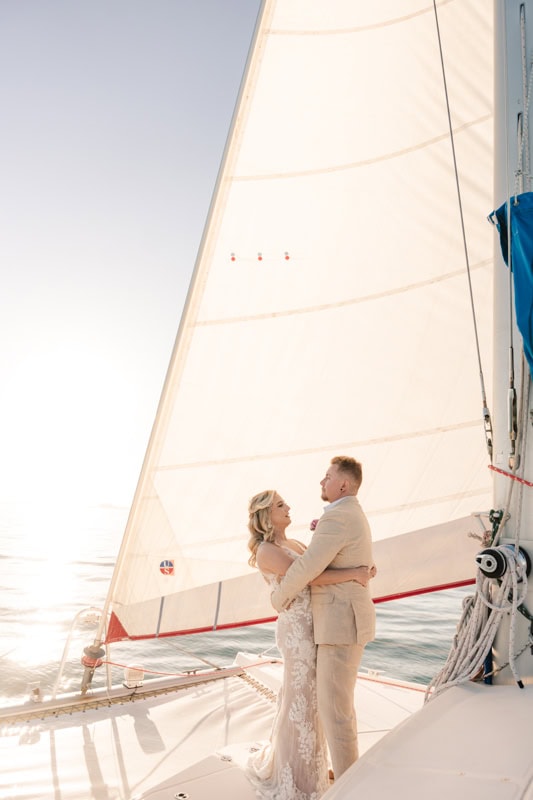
[316,642,364,778]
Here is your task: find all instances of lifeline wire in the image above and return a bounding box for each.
[432,0,492,456]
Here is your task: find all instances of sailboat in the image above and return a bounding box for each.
[2,0,532,797]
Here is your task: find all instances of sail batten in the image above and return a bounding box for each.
[153,421,488,473]
[230,113,492,182]
[194,261,492,326]
[268,1,457,35]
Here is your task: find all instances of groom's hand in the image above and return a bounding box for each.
[270,583,284,612]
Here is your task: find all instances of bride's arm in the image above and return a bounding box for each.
[256,543,377,587]
[256,542,295,576]
[311,564,377,587]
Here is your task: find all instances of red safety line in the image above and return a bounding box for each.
[489,464,533,487]
[101,656,282,678]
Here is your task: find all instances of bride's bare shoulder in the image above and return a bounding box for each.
[286,539,307,554]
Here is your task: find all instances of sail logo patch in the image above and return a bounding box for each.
[159,559,174,575]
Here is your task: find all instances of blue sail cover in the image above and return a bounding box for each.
[491,191,533,372]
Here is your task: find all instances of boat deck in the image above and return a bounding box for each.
[0,654,425,800]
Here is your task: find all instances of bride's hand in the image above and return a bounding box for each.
[354,565,376,587]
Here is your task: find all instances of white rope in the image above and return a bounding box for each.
[426,547,529,702]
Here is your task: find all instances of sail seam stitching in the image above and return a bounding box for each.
[154,419,485,471]
[194,260,491,326]
[268,0,455,36]
[368,487,490,516]
[230,114,491,182]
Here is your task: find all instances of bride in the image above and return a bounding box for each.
[246,489,374,800]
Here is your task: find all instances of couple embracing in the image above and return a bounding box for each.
[247,455,376,799]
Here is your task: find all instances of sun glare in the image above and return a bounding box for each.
[3,339,141,513]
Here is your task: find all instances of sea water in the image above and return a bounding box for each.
[0,500,468,706]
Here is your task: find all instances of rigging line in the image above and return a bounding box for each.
[101,660,220,677]
[432,0,492,459]
[507,6,533,472]
[500,2,515,362]
[492,355,531,545]
[516,2,533,196]
[512,355,531,543]
[500,2,519,472]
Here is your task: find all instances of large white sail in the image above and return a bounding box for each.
[105,0,494,641]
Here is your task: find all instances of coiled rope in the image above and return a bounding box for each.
[426,546,529,702]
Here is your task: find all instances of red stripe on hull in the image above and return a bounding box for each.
[104,579,474,643]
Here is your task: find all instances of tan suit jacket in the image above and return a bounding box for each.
[270,495,375,645]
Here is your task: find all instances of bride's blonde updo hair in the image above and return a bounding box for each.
[247,489,277,567]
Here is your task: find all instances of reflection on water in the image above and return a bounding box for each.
[363,590,467,684]
[0,500,124,700]
[0,501,467,705]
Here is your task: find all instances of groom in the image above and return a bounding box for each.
[270,455,376,778]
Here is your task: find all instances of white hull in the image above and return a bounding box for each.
[0,656,424,799]
[325,682,533,799]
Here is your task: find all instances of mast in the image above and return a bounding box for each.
[490,0,533,686]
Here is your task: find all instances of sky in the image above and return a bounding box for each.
[0,0,262,513]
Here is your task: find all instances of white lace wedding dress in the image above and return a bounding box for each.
[248,547,330,800]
